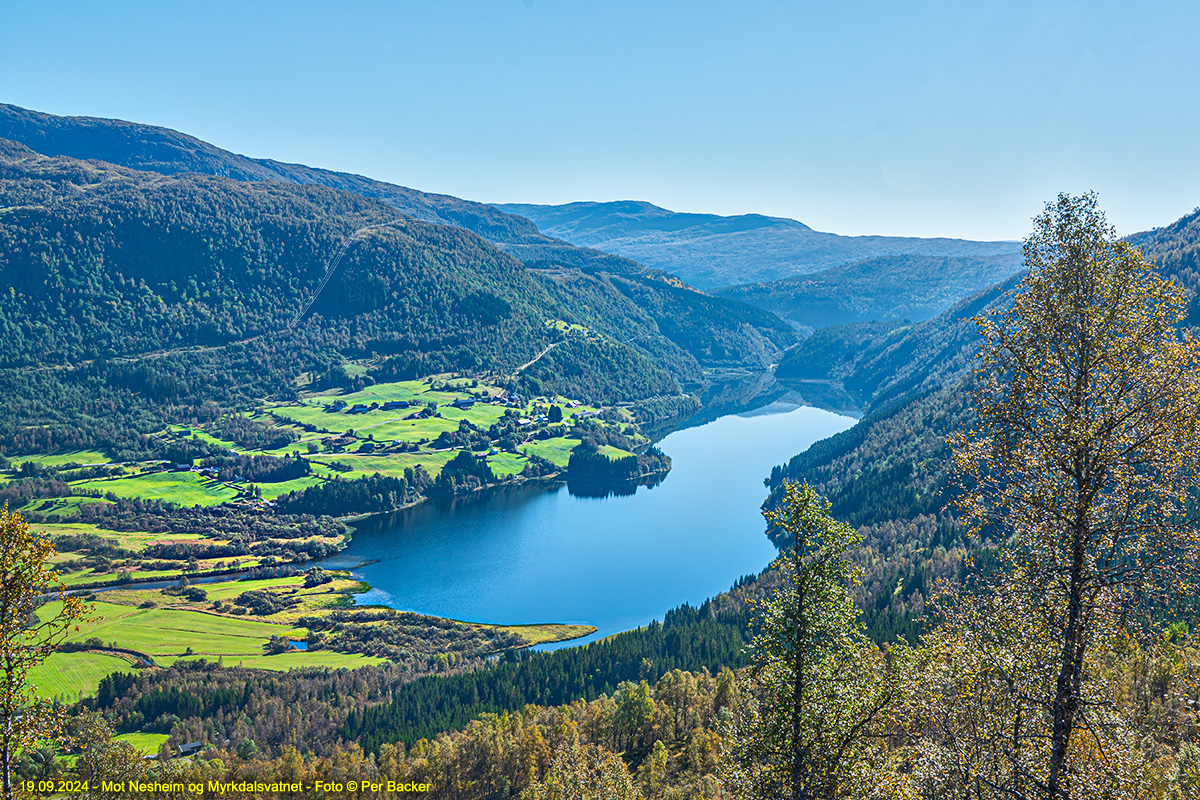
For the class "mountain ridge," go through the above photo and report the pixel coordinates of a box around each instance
[0,103,662,279]
[495,199,1022,289]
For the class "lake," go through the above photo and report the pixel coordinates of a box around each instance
[335,401,856,647]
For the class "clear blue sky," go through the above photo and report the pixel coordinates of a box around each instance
[3,0,1197,240]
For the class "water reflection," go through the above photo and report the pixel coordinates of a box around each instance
[338,402,855,645]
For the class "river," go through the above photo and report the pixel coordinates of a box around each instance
[332,401,856,647]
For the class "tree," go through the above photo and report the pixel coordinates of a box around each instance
[951,192,1200,798]
[72,713,191,800]
[522,739,641,800]
[0,504,91,800]
[722,481,891,800]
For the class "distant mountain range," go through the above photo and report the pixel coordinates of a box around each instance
[713,252,1023,328]
[496,200,1022,290]
[779,204,1200,414]
[2,105,1033,332]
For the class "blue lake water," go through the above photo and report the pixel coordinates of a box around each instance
[336,402,856,647]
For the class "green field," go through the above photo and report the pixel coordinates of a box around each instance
[315,450,457,480]
[46,601,294,661]
[74,471,239,506]
[28,651,135,701]
[195,651,384,670]
[521,436,582,467]
[23,496,114,519]
[494,623,597,646]
[488,452,529,478]
[272,402,511,447]
[30,521,206,552]
[256,475,325,500]
[41,599,385,670]
[115,732,170,755]
[15,450,111,468]
[166,425,238,451]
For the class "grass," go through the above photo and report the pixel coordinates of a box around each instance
[30,521,207,552]
[315,450,457,480]
[42,600,306,663]
[546,319,591,335]
[22,496,114,519]
[494,623,597,646]
[115,732,170,755]
[73,471,239,506]
[28,651,136,701]
[256,475,324,500]
[266,378,512,445]
[520,436,582,467]
[42,578,380,668]
[13,450,110,468]
[488,452,529,478]
[211,651,385,670]
[166,425,238,452]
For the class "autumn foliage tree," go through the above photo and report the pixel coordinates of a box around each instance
[950,192,1200,799]
[0,504,91,800]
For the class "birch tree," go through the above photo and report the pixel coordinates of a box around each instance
[0,504,90,800]
[951,192,1200,799]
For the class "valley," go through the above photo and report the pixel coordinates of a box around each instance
[4,100,1200,798]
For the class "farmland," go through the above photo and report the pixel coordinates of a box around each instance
[10,372,638,706]
[31,572,594,694]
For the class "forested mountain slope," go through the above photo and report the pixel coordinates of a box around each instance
[0,139,797,456]
[0,140,554,368]
[767,205,1200,642]
[713,251,1022,328]
[497,199,1020,289]
[0,141,692,455]
[0,103,648,277]
[0,105,797,379]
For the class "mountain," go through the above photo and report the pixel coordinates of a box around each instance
[495,200,1021,290]
[0,140,689,455]
[0,134,801,456]
[777,204,1200,414]
[0,104,798,373]
[0,103,650,277]
[762,206,1200,642]
[712,251,1023,328]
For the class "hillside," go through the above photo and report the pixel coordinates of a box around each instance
[713,251,1022,328]
[0,140,691,455]
[765,205,1200,641]
[0,138,803,458]
[496,199,1021,289]
[0,103,649,278]
[0,105,799,379]
[777,206,1200,414]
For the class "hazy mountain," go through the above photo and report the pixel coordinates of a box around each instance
[0,104,798,378]
[779,205,1200,414]
[495,200,1021,289]
[713,251,1023,328]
